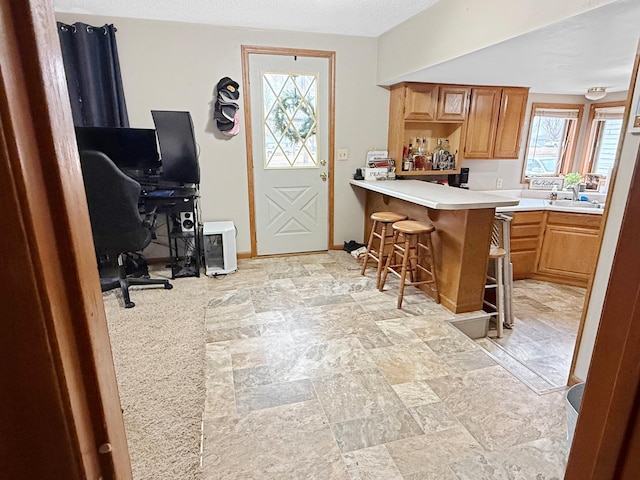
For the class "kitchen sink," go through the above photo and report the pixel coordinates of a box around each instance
[546,199,605,209]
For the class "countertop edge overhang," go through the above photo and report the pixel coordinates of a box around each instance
[350,179,520,210]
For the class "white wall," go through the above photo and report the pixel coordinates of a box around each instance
[56,13,390,254]
[573,92,639,380]
[376,0,618,85]
[464,91,629,191]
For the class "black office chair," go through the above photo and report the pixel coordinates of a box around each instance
[79,150,172,308]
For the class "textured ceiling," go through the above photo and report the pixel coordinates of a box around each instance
[400,0,640,94]
[53,0,442,37]
[53,0,639,95]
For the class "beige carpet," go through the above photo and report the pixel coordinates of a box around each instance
[102,268,207,479]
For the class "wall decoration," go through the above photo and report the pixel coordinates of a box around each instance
[214,77,240,137]
[529,177,564,190]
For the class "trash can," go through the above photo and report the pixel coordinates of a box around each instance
[566,382,585,449]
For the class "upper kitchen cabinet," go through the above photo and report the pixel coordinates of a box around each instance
[388,83,466,175]
[403,83,439,121]
[464,87,529,159]
[494,88,529,158]
[437,85,470,122]
[400,83,470,122]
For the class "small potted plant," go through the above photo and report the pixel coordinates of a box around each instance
[564,172,582,189]
[564,172,581,186]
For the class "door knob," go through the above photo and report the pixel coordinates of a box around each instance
[320,172,327,181]
[320,159,327,166]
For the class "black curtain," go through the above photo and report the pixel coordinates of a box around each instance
[57,22,129,127]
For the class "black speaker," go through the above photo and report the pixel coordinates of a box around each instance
[460,167,470,184]
[180,212,195,232]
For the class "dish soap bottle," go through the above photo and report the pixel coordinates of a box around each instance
[550,185,558,201]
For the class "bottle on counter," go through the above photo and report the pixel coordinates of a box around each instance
[403,144,413,171]
[441,140,451,170]
[418,138,427,155]
[401,145,409,171]
[432,139,443,170]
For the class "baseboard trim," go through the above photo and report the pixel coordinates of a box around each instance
[568,373,584,386]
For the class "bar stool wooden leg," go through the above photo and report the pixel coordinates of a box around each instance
[397,233,412,309]
[362,212,408,290]
[422,233,439,303]
[380,220,439,309]
[360,219,378,278]
[379,230,399,292]
[375,222,389,290]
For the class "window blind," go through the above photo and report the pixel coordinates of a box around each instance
[534,108,580,119]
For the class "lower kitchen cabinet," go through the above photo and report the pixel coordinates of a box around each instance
[509,211,602,287]
[534,212,602,287]
[510,211,544,279]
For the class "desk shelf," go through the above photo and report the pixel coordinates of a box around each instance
[142,187,201,278]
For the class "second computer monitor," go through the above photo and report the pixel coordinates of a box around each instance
[151,110,200,185]
[75,126,160,174]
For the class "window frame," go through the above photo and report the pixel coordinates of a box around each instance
[579,100,626,176]
[521,102,584,183]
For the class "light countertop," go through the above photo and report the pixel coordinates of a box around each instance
[349,179,519,210]
[496,198,604,215]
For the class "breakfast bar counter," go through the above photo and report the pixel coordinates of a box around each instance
[350,179,519,313]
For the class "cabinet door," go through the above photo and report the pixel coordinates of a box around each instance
[494,88,529,158]
[509,210,544,279]
[463,88,501,159]
[404,84,438,121]
[437,86,469,121]
[537,225,600,283]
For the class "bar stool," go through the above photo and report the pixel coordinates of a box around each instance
[484,245,506,338]
[361,211,408,288]
[379,220,439,309]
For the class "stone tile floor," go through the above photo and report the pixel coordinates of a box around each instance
[202,252,569,479]
[477,279,585,393]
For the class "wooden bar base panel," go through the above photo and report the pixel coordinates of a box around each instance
[364,191,494,313]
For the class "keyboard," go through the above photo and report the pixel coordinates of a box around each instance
[146,189,175,197]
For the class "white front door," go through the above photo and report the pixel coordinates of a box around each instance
[249,54,329,255]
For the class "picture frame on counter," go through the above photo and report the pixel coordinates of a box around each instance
[529,177,564,190]
[585,173,602,191]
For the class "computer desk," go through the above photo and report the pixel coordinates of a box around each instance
[140,186,201,278]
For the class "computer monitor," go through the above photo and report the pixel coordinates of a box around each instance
[151,110,201,185]
[75,127,161,174]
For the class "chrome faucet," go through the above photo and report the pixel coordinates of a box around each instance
[570,184,580,201]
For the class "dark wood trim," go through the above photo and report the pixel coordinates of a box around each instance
[0,1,131,478]
[241,45,336,257]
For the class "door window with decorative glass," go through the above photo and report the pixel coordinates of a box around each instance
[581,103,624,176]
[262,72,318,169]
[523,103,584,178]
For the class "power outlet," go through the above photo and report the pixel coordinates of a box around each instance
[496,178,503,189]
[337,149,349,160]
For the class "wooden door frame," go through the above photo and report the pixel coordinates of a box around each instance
[0,1,131,478]
[241,45,336,257]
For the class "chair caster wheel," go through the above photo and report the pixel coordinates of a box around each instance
[125,301,135,308]
[165,283,173,290]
